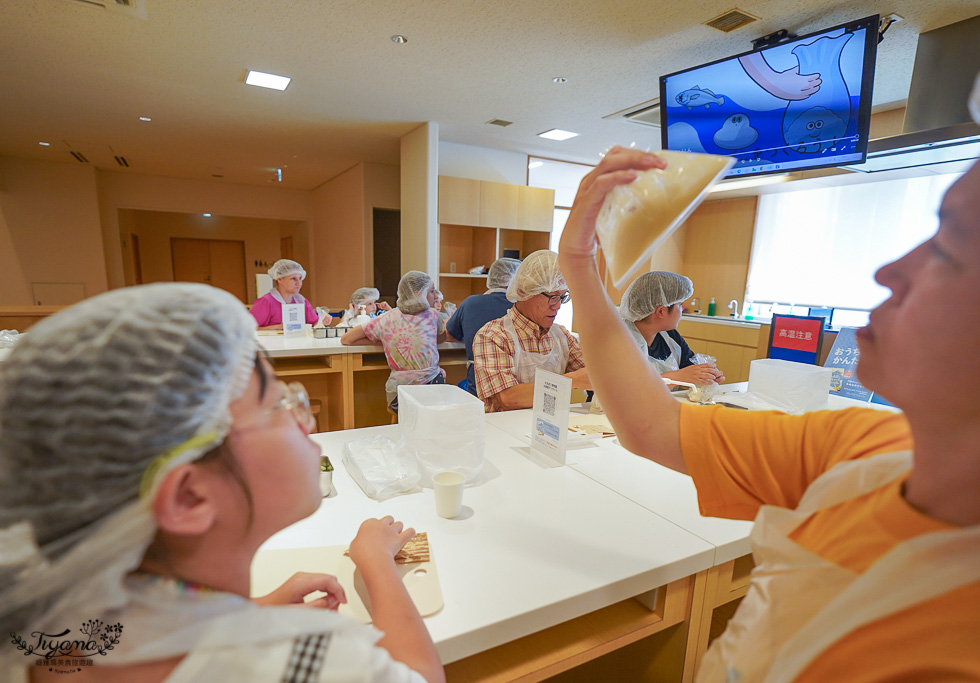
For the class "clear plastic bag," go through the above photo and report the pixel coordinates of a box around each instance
[0,329,22,349]
[688,353,721,404]
[342,435,421,500]
[398,384,485,485]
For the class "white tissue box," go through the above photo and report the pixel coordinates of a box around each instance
[747,358,832,414]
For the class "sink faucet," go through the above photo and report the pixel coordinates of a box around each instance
[728,299,739,318]
[690,297,701,314]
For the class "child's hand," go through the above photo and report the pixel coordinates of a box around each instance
[348,516,416,567]
[253,572,347,610]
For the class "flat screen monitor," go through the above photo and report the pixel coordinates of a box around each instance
[660,15,879,178]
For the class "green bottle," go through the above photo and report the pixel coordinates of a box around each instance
[707,297,716,316]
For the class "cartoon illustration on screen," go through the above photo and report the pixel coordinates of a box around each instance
[780,32,853,153]
[737,52,823,101]
[675,86,725,109]
[712,113,759,150]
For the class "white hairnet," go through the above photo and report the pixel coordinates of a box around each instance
[396,271,434,314]
[487,257,521,290]
[619,271,694,322]
[350,287,380,308]
[506,250,566,303]
[268,258,307,281]
[0,283,257,642]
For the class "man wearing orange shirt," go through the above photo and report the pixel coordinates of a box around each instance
[558,131,980,679]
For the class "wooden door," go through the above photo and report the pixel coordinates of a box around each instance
[171,237,248,303]
[131,233,143,284]
[280,235,294,260]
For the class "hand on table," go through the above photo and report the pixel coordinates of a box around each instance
[253,571,347,610]
[664,363,725,386]
[348,516,416,568]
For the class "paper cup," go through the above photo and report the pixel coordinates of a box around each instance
[433,471,465,518]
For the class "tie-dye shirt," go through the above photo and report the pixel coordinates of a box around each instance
[363,308,446,373]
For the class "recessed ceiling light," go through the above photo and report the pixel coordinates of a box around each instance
[203,213,212,217]
[528,161,544,169]
[552,77,568,84]
[139,116,152,122]
[245,70,291,91]
[38,141,50,146]
[538,129,579,141]
[390,35,408,44]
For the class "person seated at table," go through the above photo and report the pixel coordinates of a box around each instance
[473,250,591,412]
[250,259,320,330]
[339,286,392,327]
[619,271,725,386]
[446,257,521,395]
[341,271,447,413]
[558,143,980,681]
[0,282,444,683]
[432,289,452,326]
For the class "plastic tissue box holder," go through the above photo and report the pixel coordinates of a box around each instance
[397,384,485,486]
[747,358,832,414]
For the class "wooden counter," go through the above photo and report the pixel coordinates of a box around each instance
[0,305,68,332]
[258,334,468,430]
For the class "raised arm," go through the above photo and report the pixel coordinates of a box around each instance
[558,147,688,474]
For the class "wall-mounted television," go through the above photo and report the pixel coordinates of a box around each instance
[660,15,879,178]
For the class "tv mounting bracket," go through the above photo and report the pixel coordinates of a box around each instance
[750,28,797,51]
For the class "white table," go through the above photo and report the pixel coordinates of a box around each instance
[258,423,715,667]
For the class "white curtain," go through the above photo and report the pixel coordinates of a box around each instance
[746,173,961,310]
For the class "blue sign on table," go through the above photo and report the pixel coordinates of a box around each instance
[823,327,872,402]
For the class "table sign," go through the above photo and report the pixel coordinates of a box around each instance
[768,314,824,364]
[282,303,305,336]
[823,326,871,402]
[530,369,572,466]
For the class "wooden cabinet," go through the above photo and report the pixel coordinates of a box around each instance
[676,319,765,383]
[438,176,555,305]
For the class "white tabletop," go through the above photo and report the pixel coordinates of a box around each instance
[257,422,715,663]
[257,334,464,358]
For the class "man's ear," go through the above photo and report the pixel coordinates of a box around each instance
[654,305,670,320]
[151,464,218,536]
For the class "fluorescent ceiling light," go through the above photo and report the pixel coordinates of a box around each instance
[203,213,212,217]
[528,161,544,169]
[538,129,579,141]
[38,141,50,146]
[245,70,291,91]
[709,173,790,193]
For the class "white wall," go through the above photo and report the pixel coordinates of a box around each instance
[439,142,528,185]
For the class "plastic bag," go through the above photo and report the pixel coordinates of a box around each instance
[398,384,485,485]
[0,329,22,349]
[595,150,734,288]
[687,353,721,404]
[342,435,421,500]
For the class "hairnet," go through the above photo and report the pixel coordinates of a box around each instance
[396,271,434,314]
[487,257,521,290]
[506,250,566,303]
[350,287,380,308]
[268,258,307,281]
[619,271,694,322]
[0,283,257,641]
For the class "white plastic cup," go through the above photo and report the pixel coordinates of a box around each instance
[433,471,465,518]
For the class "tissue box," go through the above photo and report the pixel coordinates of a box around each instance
[748,358,832,414]
[397,384,485,485]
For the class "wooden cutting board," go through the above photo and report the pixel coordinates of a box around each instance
[250,544,443,623]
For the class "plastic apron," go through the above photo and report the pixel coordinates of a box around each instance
[649,330,682,374]
[501,314,570,384]
[698,450,980,683]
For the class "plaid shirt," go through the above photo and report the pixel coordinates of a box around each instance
[473,307,584,412]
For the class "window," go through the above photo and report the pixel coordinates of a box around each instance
[528,157,594,331]
[746,172,961,311]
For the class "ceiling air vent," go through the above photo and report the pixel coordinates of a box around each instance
[486,119,513,127]
[625,103,662,128]
[114,156,130,167]
[70,151,89,163]
[704,8,759,33]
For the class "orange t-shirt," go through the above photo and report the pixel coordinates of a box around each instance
[680,405,980,682]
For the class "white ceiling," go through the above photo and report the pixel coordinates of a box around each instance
[1,0,977,190]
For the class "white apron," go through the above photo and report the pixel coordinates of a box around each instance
[698,450,980,683]
[501,314,570,383]
[649,330,682,374]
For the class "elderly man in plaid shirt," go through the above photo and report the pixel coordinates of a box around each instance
[473,250,592,412]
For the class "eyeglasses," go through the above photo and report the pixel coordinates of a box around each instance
[261,381,314,432]
[540,291,571,306]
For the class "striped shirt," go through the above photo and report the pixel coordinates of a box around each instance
[473,307,584,412]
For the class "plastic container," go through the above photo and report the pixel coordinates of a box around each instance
[397,384,485,486]
[707,297,716,316]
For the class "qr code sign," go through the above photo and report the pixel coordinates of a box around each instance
[543,392,556,417]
